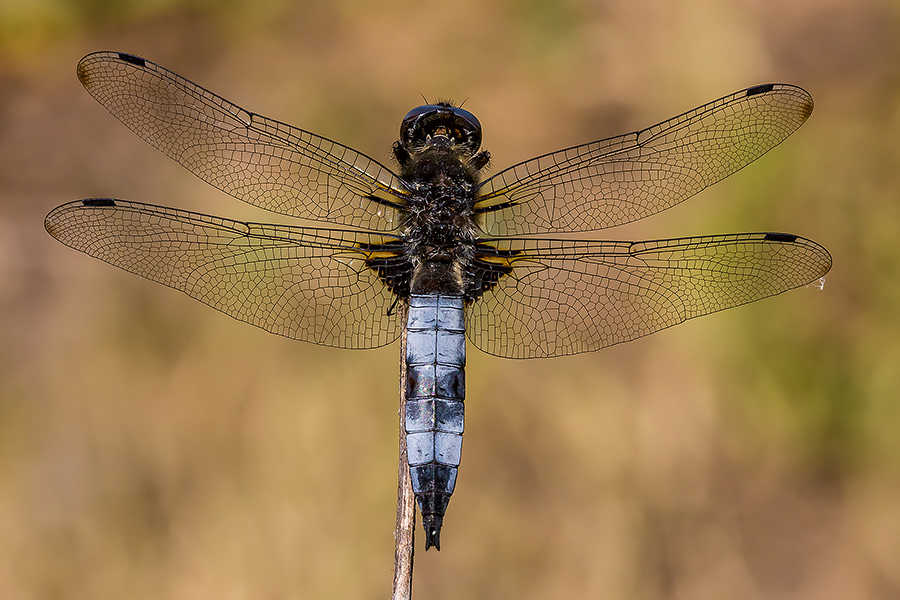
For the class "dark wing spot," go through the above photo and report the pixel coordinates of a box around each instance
[116,53,146,67]
[764,232,798,243]
[746,83,775,97]
[81,198,117,207]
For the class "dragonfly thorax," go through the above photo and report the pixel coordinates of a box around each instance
[402,182,477,296]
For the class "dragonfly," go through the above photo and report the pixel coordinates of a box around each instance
[45,51,832,551]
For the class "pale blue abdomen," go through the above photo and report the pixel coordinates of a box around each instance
[405,294,465,550]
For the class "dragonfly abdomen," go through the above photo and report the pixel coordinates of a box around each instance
[404,294,466,551]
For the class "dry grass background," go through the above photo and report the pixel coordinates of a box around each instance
[1,0,898,598]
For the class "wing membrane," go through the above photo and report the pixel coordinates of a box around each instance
[466,232,832,358]
[77,51,406,231]
[475,84,813,236]
[45,199,404,348]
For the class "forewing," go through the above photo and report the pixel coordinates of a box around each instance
[45,199,405,349]
[466,233,832,358]
[77,51,406,231]
[475,84,813,235]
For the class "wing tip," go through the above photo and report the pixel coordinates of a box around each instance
[44,199,118,237]
[78,51,147,87]
[745,83,814,121]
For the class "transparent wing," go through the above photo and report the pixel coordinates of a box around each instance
[475,84,813,236]
[77,51,407,231]
[466,233,832,358]
[45,199,406,349]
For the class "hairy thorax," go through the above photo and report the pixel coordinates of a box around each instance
[401,146,482,295]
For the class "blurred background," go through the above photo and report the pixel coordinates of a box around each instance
[1,0,897,598]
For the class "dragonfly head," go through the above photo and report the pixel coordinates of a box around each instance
[399,102,483,157]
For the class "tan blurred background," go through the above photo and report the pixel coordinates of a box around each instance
[1,0,897,598]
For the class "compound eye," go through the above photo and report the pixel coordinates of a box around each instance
[399,105,438,147]
[398,104,483,155]
[401,105,436,123]
[451,107,481,138]
[451,107,483,154]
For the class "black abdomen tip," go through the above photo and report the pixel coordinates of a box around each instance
[423,515,443,551]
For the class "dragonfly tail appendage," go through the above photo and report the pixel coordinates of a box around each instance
[423,514,443,551]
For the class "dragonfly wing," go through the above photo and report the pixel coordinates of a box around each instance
[77,51,407,231]
[475,84,813,235]
[466,233,832,358]
[45,199,407,349]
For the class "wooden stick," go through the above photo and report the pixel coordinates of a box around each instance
[392,325,415,599]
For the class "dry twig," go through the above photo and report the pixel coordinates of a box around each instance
[392,326,415,599]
